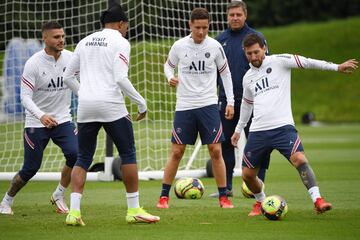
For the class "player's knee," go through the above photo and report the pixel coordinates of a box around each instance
[242,168,256,182]
[64,151,78,168]
[18,168,38,182]
[290,152,307,168]
[208,145,222,159]
[75,157,93,171]
[171,146,185,160]
[120,152,137,165]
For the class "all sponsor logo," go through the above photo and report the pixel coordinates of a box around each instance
[48,77,64,88]
[255,77,269,93]
[189,60,205,71]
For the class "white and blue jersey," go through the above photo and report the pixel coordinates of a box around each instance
[21,49,74,127]
[164,35,234,111]
[235,54,339,168]
[236,54,338,132]
[18,49,78,181]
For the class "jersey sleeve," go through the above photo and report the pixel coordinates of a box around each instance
[215,45,234,106]
[275,54,339,71]
[63,47,80,95]
[164,43,179,81]
[20,59,45,119]
[235,76,253,133]
[113,42,147,113]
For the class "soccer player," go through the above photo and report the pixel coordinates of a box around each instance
[157,8,235,209]
[63,4,160,226]
[0,21,78,215]
[231,33,358,216]
[209,0,268,198]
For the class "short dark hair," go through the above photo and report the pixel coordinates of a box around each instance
[41,21,63,33]
[227,1,247,15]
[242,33,265,49]
[190,8,210,22]
[100,4,128,25]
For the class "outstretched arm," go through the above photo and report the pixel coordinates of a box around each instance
[337,59,358,73]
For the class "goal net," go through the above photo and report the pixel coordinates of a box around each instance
[0,0,244,181]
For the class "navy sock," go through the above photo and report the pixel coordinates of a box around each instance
[218,187,227,197]
[160,183,171,197]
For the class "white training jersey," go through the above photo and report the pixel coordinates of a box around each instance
[164,35,234,111]
[235,54,338,132]
[21,49,74,128]
[63,28,146,123]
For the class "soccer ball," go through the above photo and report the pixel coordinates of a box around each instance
[261,195,288,220]
[241,179,265,198]
[174,177,204,199]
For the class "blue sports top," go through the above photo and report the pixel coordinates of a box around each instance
[216,23,267,102]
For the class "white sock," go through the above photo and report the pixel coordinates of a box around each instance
[308,186,321,203]
[254,191,266,203]
[2,192,14,206]
[53,183,66,198]
[70,192,82,212]
[126,191,140,209]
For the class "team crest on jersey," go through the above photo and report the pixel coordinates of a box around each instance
[266,67,272,74]
[63,67,66,72]
[42,71,46,76]
[176,128,182,134]
[205,52,210,58]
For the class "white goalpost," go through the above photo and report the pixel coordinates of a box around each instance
[0,0,244,181]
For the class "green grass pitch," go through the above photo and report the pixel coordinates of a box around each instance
[0,124,359,240]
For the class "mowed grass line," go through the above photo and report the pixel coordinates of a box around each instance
[0,124,360,240]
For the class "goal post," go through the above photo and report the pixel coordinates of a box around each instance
[0,0,244,181]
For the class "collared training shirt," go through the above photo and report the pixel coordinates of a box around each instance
[235,54,338,132]
[21,49,73,128]
[164,35,234,111]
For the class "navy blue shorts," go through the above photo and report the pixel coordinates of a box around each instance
[20,121,78,181]
[171,104,225,145]
[75,115,136,170]
[242,125,304,169]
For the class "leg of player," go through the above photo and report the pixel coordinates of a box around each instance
[1,129,47,215]
[290,152,332,214]
[103,118,159,223]
[157,143,186,209]
[66,122,100,226]
[51,165,71,214]
[242,166,265,216]
[66,166,86,226]
[208,143,234,208]
[0,173,27,215]
[51,122,78,214]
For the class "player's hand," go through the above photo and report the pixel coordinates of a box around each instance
[338,59,358,74]
[136,111,147,121]
[168,77,179,87]
[231,132,241,147]
[40,114,58,128]
[225,105,234,120]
